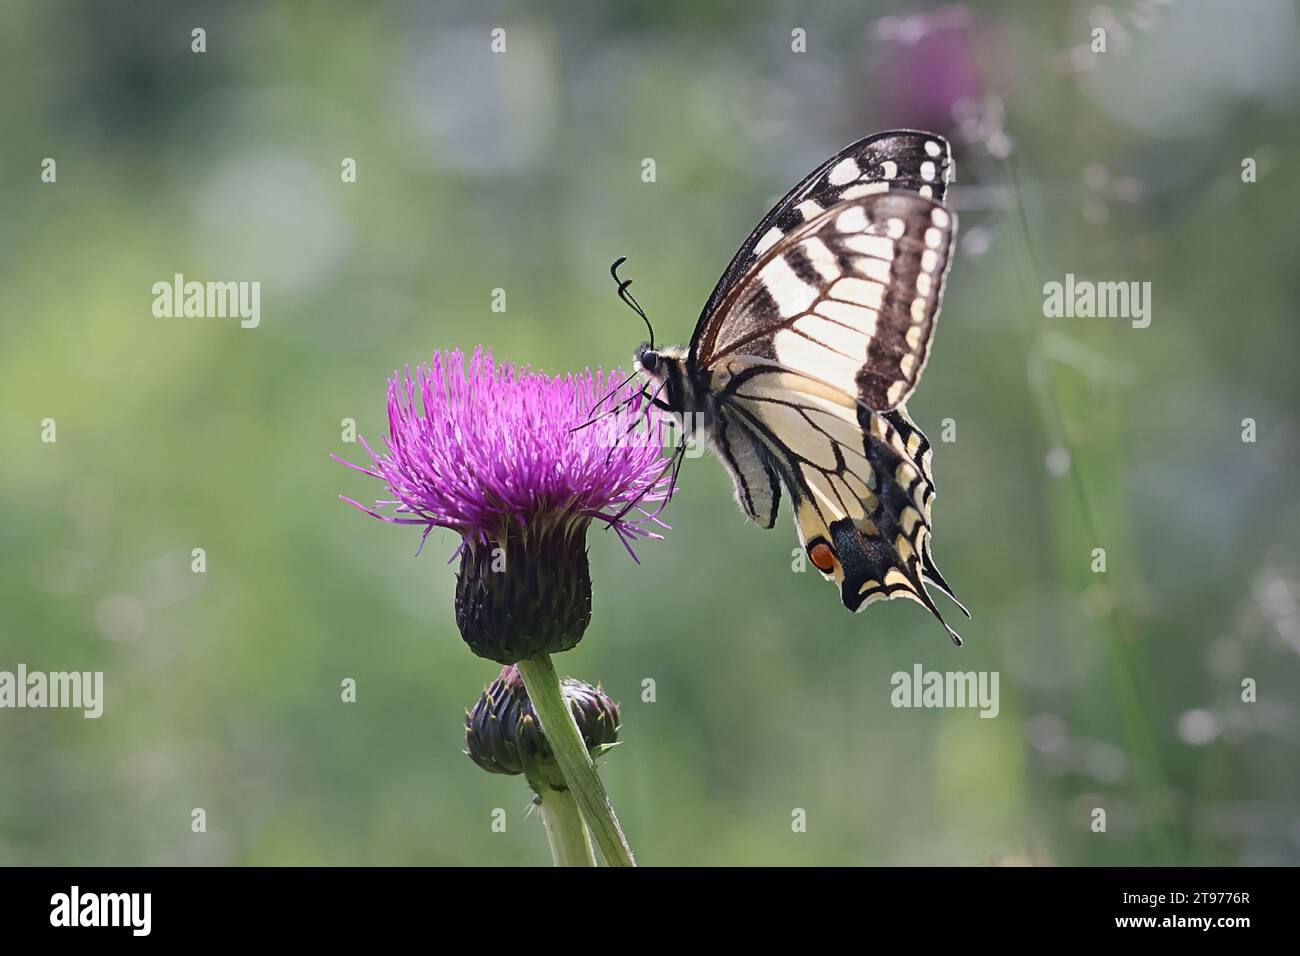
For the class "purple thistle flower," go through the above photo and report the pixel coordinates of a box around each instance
[334,347,675,663]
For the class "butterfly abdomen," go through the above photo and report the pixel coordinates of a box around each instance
[714,407,782,528]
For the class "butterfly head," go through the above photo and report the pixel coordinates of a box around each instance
[634,342,660,375]
[634,343,694,417]
[635,341,686,382]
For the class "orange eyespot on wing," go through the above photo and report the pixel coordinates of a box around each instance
[809,542,837,573]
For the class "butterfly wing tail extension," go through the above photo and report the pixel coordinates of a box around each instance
[904,572,965,646]
[915,583,964,646]
[828,520,962,646]
[920,538,971,619]
[881,406,970,620]
[852,405,967,644]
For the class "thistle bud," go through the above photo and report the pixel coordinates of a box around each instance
[455,525,592,664]
[465,664,620,793]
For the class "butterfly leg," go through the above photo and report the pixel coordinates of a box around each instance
[602,380,670,464]
[573,387,644,435]
[605,433,686,530]
[580,369,641,423]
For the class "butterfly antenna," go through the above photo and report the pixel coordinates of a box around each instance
[572,258,657,433]
[610,256,655,346]
[607,433,685,529]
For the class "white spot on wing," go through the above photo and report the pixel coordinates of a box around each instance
[853,256,891,283]
[835,205,868,232]
[774,329,860,393]
[795,199,823,220]
[794,314,871,360]
[844,234,894,259]
[840,182,888,199]
[759,254,819,318]
[828,157,860,186]
[754,226,784,256]
[830,277,885,310]
[818,298,880,331]
[800,237,840,281]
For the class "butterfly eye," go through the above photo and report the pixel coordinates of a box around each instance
[809,542,837,573]
[639,350,660,373]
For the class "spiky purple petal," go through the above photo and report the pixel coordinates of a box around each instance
[334,348,674,554]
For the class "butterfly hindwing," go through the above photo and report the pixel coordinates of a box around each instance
[715,362,964,643]
[694,191,956,412]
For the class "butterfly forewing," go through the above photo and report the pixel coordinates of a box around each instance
[696,191,957,412]
[691,131,952,354]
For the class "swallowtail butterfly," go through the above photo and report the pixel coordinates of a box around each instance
[629,130,969,644]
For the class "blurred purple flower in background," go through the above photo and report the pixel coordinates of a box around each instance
[872,7,982,133]
[870,6,1012,157]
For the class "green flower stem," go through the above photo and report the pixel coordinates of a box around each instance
[517,654,636,867]
[536,786,595,867]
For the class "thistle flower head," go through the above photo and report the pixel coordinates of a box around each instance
[336,347,675,662]
[336,347,672,553]
[465,664,621,793]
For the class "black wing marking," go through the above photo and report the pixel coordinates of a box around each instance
[695,191,957,412]
[718,363,967,644]
[690,130,952,363]
[880,406,967,615]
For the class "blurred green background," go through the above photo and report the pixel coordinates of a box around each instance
[2,0,1298,866]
